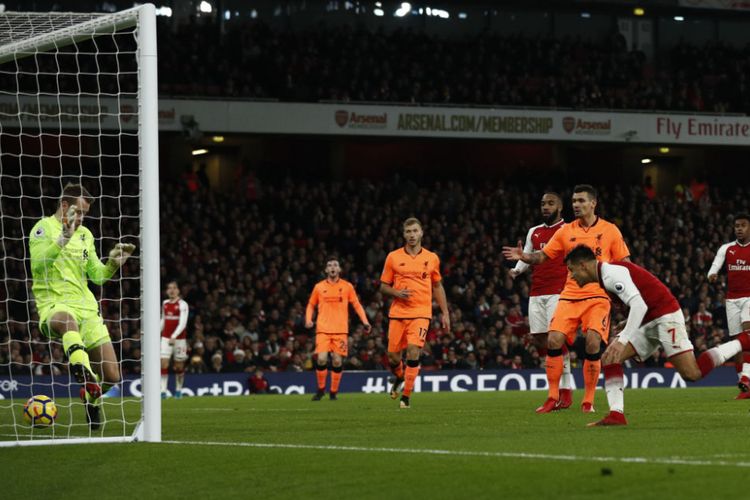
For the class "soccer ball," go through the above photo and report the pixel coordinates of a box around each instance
[23,395,58,427]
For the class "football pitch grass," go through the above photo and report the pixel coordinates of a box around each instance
[2,387,748,498]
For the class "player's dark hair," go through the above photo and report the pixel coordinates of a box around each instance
[572,184,597,201]
[734,213,750,224]
[325,255,339,265]
[167,279,179,287]
[403,217,422,229]
[60,183,93,206]
[564,244,596,265]
[542,191,563,204]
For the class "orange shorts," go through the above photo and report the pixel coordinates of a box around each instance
[549,297,611,344]
[315,333,348,356]
[387,318,430,352]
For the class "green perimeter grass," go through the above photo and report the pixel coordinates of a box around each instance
[1,388,748,499]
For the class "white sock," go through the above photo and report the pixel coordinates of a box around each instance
[742,363,750,380]
[560,351,572,390]
[603,365,624,414]
[176,372,184,391]
[161,374,168,393]
[715,339,741,363]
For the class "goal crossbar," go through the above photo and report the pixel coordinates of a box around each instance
[0,7,142,65]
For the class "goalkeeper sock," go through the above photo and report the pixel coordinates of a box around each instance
[402,360,420,397]
[161,368,168,393]
[330,365,343,393]
[583,355,602,406]
[602,363,624,414]
[545,349,563,400]
[63,331,92,373]
[315,362,328,391]
[560,344,572,390]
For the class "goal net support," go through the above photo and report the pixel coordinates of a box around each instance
[0,4,160,446]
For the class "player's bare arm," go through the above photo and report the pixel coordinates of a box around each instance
[502,240,549,265]
[433,280,450,331]
[380,282,412,299]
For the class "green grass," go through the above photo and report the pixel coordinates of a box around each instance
[1,388,748,498]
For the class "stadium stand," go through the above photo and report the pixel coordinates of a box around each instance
[157,19,750,113]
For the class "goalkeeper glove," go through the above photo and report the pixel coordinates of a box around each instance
[56,204,79,247]
[107,243,136,269]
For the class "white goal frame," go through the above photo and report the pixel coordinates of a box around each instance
[0,4,160,446]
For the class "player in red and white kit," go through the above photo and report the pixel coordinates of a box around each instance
[708,213,750,398]
[510,192,572,409]
[161,280,189,399]
[565,245,750,426]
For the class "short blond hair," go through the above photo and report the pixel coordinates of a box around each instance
[402,217,422,230]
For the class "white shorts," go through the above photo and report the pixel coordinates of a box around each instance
[726,297,750,336]
[161,337,188,361]
[628,310,694,360]
[528,294,560,334]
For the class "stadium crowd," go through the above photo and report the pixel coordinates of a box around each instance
[158,19,750,113]
[1,172,746,378]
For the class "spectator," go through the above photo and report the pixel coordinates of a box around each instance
[248,369,270,394]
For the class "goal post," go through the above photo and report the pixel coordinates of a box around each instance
[138,3,161,444]
[0,4,160,446]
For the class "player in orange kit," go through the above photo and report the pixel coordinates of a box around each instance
[306,256,371,400]
[503,185,630,413]
[381,217,450,409]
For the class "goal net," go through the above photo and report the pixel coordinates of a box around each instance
[0,5,160,446]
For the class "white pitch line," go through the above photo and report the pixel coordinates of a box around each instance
[183,408,326,413]
[162,440,750,468]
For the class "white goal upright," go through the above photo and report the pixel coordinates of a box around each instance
[0,4,160,445]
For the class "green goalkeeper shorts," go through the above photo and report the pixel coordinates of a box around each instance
[38,304,111,350]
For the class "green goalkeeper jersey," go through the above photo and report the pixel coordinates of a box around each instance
[29,216,115,313]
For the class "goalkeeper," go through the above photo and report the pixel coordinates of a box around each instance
[29,183,135,429]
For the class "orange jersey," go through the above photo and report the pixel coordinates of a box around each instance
[380,247,442,319]
[542,217,630,300]
[306,278,366,334]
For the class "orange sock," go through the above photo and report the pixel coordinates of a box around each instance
[546,354,563,400]
[390,360,404,379]
[330,368,343,393]
[583,359,601,404]
[315,366,328,391]
[403,365,420,397]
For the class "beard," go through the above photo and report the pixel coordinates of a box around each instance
[543,209,561,226]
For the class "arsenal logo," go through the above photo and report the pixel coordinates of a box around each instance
[335,110,349,127]
[562,116,575,133]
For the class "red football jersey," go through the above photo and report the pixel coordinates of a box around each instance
[515,220,567,296]
[161,299,189,339]
[709,241,750,299]
[598,261,680,325]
